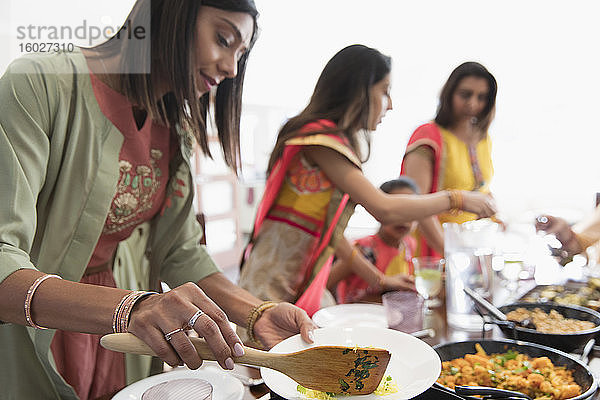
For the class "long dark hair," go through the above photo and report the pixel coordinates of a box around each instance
[89,0,259,172]
[267,44,392,172]
[434,61,497,134]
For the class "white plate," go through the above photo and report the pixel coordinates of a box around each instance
[312,304,390,328]
[261,326,441,400]
[112,366,244,400]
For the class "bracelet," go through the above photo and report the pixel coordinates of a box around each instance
[116,291,157,333]
[112,292,132,333]
[25,274,63,329]
[247,301,278,347]
[448,190,463,215]
[115,291,143,333]
[112,290,158,333]
[349,247,359,265]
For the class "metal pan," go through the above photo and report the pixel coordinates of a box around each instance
[433,339,598,400]
[496,303,600,353]
[410,386,463,399]
[464,287,600,353]
[411,385,530,399]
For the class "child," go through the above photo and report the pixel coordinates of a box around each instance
[328,177,420,304]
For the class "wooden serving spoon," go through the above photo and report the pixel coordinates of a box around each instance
[100,333,391,394]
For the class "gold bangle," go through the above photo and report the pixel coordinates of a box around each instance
[448,190,463,215]
[376,274,386,291]
[456,191,463,210]
[24,274,63,329]
[247,301,278,347]
[350,247,359,265]
[446,190,454,211]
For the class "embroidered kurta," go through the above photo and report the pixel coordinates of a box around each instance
[0,50,219,399]
[49,68,177,400]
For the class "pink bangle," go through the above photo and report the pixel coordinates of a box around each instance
[112,292,132,333]
[112,291,157,333]
[24,274,63,329]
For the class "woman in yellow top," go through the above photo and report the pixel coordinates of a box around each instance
[238,47,497,326]
[401,62,498,258]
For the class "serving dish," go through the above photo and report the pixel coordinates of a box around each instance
[112,366,244,400]
[312,304,388,328]
[261,326,440,399]
[519,279,600,311]
[494,303,600,353]
[433,339,598,400]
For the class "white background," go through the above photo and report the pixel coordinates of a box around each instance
[3,0,600,230]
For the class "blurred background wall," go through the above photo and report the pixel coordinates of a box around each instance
[3,0,600,270]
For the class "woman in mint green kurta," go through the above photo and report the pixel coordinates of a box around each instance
[0,1,315,398]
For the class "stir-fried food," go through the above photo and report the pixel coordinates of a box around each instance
[437,344,582,400]
[297,375,398,399]
[521,279,600,311]
[506,307,595,334]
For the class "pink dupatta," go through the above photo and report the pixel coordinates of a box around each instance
[243,120,356,316]
[400,122,443,258]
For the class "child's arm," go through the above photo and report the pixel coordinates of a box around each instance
[330,237,416,295]
[327,239,356,289]
[331,237,385,288]
[327,237,372,293]
[326,258,352,293]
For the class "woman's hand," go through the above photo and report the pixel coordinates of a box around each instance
[535,215,571,242]
[381,274,416,292]
[536,214,581,254]
[460,191,497,218]
[127,282,243,371]
[252,302,317,350]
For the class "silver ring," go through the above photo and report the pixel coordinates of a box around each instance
[186,309,204,330]
[164,327,184,341]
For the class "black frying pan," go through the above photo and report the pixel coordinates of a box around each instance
[496,303,600,353]
[433,339,598,400]
[410,385,530,399]
[464,287,600,353]
[411,386,463,399]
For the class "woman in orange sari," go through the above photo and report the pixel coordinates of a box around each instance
[238,47,496,330]
[401,62,499,258]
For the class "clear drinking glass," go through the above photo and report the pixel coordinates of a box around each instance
[501,252,524,291]
[413,257,444,314]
